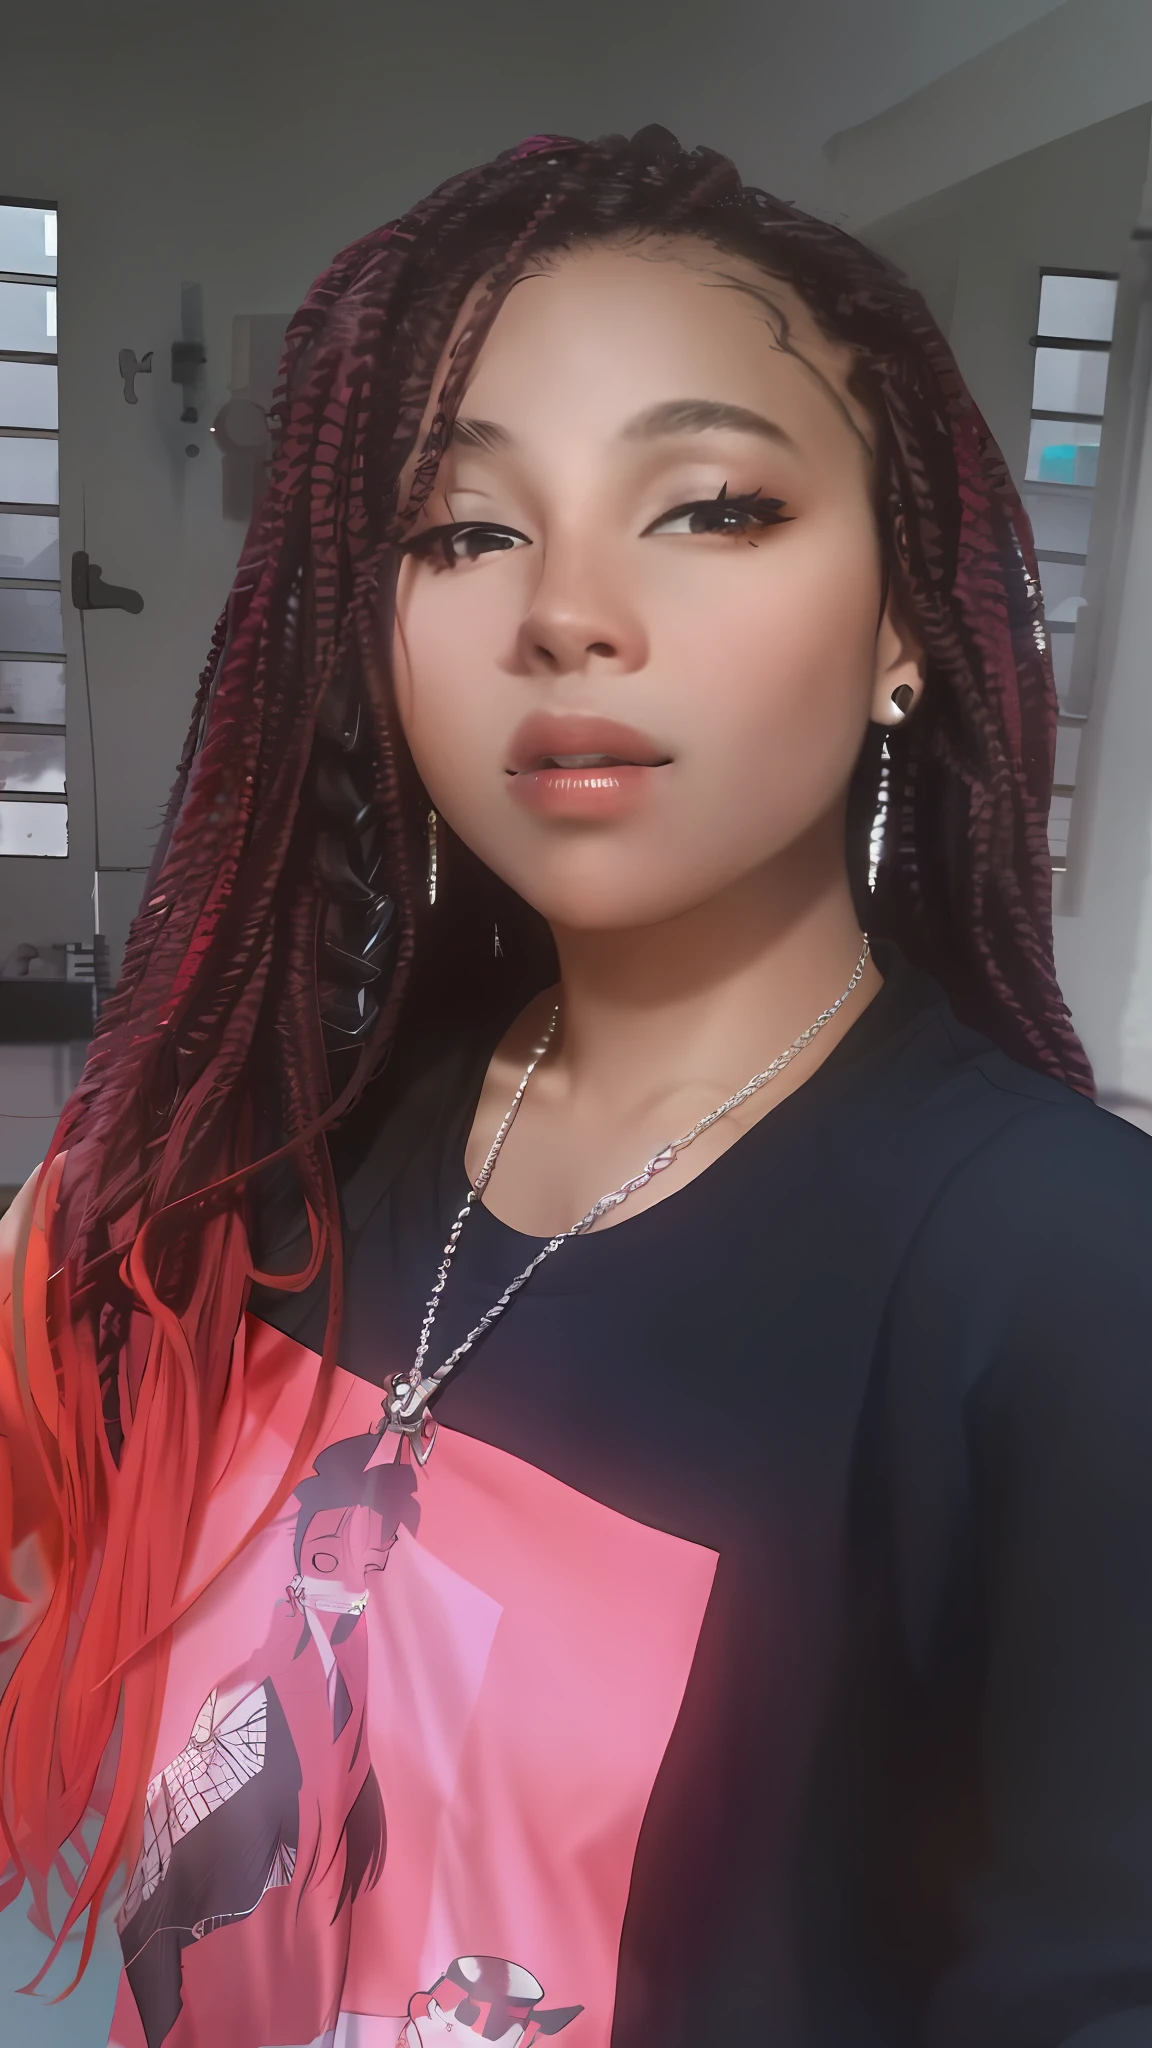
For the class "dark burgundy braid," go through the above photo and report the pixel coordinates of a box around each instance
[0,126,1089,1981]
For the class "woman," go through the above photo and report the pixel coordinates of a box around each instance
[2,124,1151,2047]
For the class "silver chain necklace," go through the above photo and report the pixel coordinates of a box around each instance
[378,937,871,1464]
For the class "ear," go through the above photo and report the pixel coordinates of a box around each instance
[870,599,924,729]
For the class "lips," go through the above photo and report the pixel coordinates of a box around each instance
[507,713,671,775]
[505,713,672,823]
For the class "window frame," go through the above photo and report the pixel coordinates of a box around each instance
[1027,267,1119,877]
[0,191,65,856]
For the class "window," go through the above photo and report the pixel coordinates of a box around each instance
[0,197,65,856]
[1021,269,1118,873]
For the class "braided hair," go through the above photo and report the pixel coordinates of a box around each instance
[0,125,1089,1984]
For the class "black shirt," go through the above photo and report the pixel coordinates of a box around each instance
[253,950,1152,2048]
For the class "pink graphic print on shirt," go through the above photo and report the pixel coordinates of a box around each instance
[106,1319,718,2048]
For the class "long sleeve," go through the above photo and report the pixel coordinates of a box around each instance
[879,1100,1152,2048]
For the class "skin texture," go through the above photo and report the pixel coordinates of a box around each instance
[392,238,924,1237]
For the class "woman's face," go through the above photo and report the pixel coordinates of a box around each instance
[392,237,920,931]
[299,1504,397,1609]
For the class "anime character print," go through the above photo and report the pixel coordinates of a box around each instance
[116,1435,419,2048]
[398,1956,583,2047]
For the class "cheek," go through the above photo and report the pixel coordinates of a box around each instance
[392,563,518,787]
[656,530,882,793]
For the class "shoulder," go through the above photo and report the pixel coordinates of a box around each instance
[874,973,1152,1225]
[843,972,1152,1262]
[919,1024,1152,1241]
[857,969,1152,1361]
[875,1072,1152,1594]
[885,1056,1152,1390]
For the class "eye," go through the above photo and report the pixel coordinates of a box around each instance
[400,522,530,570]
[646,485,793,540]
[309,1549,340,1573]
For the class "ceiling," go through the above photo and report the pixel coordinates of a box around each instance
[4,0,1070,221]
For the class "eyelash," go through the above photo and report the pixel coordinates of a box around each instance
[400,485,794,570]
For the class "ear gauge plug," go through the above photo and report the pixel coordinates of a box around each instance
[890,684,915,722]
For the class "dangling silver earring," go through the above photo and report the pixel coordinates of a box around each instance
[494,923,503,959]
[426,807,439,907]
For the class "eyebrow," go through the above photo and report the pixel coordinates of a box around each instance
[446,398,800,455]
[621,399,800,451]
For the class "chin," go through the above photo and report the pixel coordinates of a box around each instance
[518,873,708,934]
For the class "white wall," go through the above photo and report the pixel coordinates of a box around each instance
[826,0,1152,228]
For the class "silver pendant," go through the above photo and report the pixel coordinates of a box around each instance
[376,1372,439,1467]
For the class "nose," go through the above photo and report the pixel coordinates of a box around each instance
[514,532,648,679]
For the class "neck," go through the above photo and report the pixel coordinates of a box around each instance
[544,827,877,1117]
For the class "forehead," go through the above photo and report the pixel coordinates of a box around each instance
[414,235,869,473]
[397,234,869,499]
